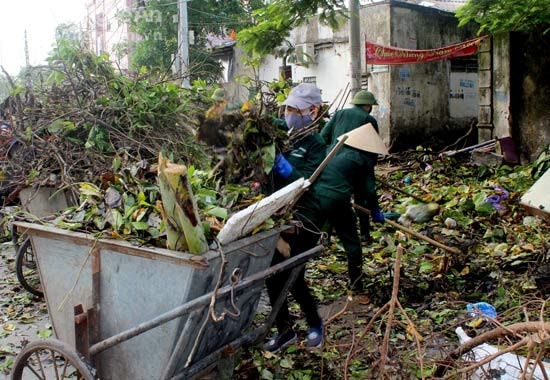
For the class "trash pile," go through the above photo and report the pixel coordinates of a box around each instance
[369,148,550,303]
[261,147,550,380]
[1,43,549,380]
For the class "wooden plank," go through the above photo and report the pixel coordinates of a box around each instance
[520,169,550,221]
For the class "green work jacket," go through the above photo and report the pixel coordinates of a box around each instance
[275,133,327,212]
[320,106,379,151]
[312,145,379,211]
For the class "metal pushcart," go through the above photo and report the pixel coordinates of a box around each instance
[11,221,322,379]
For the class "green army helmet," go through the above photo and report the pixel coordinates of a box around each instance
[211,88,226,101]
[350,90,378,105]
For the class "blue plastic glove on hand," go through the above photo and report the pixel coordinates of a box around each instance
[371,209,385,223]
[273,153,293,179]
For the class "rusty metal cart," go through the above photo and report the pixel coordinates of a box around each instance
[10,221,322,379]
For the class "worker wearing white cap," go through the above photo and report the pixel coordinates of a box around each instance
[264,82,326,353]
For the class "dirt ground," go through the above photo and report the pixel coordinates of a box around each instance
[0,243,50,379]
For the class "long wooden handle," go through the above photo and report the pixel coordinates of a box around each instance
[308,135,348,185]
[352,203,462,255]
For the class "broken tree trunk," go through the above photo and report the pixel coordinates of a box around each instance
[157,153,208,255]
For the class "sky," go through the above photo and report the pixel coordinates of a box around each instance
[0,0,87,76]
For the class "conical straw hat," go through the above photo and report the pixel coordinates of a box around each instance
[337,123,388,155]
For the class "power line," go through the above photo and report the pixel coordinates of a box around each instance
[187,5,250,22]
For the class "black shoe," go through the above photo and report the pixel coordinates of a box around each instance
[349,279,364,293]
[360,234,373,244]
[263,329,297,353]
[306,322,323,348]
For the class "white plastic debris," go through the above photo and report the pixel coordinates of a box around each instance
[216,178,307,245]
[455,326,550,379]
[397,202,439,226]
[522,215,541,227]
[444,217,457,228]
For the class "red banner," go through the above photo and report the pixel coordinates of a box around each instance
[366,36,488,65]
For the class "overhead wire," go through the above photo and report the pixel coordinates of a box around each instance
[187,5,252,22]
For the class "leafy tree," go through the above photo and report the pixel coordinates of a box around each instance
[456,0,550,35]
[55,23,86,46]
[237,0,347,57]
[118,0,264,83]
[186,0,264,45]
[117,1,178,73]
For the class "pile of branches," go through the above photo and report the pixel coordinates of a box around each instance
[0,43,299,247]
[1,45,213,200]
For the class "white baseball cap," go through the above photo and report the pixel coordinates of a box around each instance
[282,83,322,110]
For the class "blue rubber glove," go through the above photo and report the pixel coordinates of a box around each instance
[371,209,385,223]
[273,153,293,179]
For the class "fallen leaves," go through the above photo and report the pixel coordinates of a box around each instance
[2,323,16,332]
[241,149,549,379]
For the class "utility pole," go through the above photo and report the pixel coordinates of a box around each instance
[178,0,190,88]
[349,0,362,97]
[24,31,32,91]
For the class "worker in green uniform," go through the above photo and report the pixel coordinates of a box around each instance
[312,123,388,292]
[264,83,326,352]
[320,90,383,243]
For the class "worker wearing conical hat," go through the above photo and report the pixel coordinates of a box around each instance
[311,123,388,292]
[320,90,381,243]
[340,122,388,156]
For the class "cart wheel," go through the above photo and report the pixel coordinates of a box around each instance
[11,339,97,380]
[15,237,44,297]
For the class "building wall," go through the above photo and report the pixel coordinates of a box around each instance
[231,1,478,150]
[381,2,477,148]
[86,0,139,70]
[491,34,512,141]
[477,32,549,163]
[250,22,351,110]
[449,72,478,118]
[362,3,392,143]
[510,31,550,161]
[477,37,493,141]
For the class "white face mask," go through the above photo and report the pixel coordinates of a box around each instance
[284,112,313,130]
[285,114,313,129]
